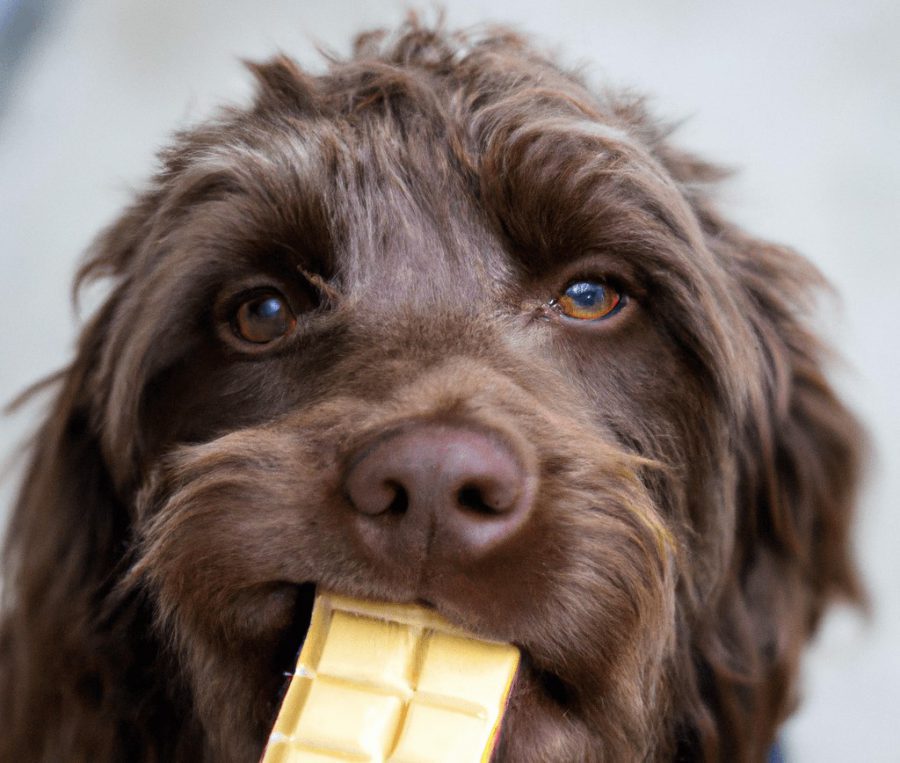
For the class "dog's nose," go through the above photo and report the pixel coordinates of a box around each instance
[343,423,534,560]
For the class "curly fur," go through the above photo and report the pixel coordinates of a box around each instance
[0,20,863,762]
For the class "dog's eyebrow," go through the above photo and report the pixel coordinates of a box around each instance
[162,133,336,264]
[481,115,702,275]
[180,141,318,207]
[514,117,687,207]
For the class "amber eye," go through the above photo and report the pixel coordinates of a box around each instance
[553,280,624,321]
[232,292,297,343]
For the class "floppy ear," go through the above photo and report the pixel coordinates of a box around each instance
[0,199,190,760]
[725,223,864,614]
[685,204,866,759]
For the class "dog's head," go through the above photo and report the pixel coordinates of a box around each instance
[1,22,863,762]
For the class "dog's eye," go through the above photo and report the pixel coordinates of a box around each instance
[233,292,297,343]
[553,280,624,321]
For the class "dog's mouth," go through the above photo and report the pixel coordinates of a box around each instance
[267,581,576,724]
[269,581,318,682]
[515,650,574,707]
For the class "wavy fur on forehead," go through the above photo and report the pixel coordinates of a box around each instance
[1,17,864,762]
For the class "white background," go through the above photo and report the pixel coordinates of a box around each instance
[1,1,898,759]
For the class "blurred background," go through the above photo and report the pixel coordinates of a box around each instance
[1,0,897,759]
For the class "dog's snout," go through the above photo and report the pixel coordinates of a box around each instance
[343,423,534,561]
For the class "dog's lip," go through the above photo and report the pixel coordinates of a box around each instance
[515,649,575,709]
[282,583,573,713]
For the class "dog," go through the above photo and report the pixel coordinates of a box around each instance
[0,20,863,762]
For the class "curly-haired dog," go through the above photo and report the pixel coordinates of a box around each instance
[0,22,863,762]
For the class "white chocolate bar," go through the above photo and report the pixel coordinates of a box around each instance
[260,592,519,763]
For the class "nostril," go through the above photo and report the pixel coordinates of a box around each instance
[385,481,408,516]
[345,455,411,516]
[457,483,502,515]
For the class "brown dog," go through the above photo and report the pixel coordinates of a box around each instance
[0,21,863,762]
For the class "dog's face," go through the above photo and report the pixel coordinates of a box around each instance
[2,25,863,763]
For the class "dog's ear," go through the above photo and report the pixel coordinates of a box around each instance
[655,145,864,608]
[684,201,866,758]
[722,223,865,616]
[1,199,174,759]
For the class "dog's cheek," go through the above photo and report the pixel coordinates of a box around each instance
[181,631,283,762]
[127,439,338,747]
[494,683,598,763]
[137,523,323,760]
[520,479,676,757]
[138,516,292,637]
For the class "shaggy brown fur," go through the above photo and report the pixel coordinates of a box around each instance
[0,20,863,762]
